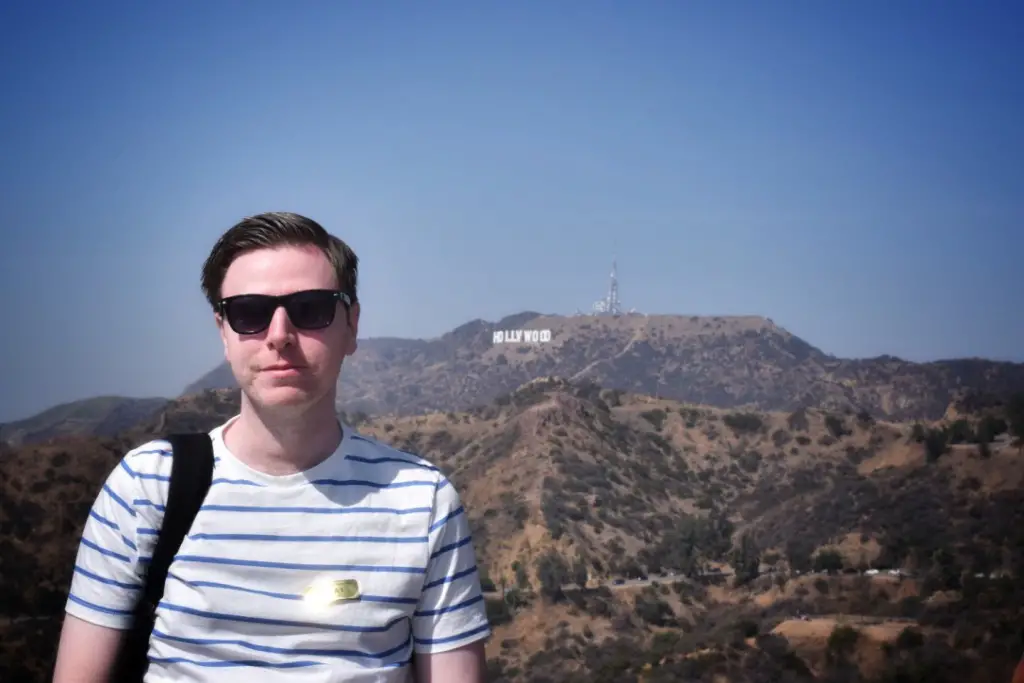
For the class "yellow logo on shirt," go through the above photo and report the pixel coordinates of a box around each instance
[302,577,361,608]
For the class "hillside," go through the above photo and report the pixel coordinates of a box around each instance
[0,395,168,447]
[2,382,1023,682]
[353,379,1024,585]
[185,312,1024,421]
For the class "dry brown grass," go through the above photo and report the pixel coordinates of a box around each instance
[773,616,922,679]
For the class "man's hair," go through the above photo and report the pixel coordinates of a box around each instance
[200,211,359,310]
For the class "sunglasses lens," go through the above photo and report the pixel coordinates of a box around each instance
[221,291,340,334]
[286,291,338,329]
[224,296,277,334]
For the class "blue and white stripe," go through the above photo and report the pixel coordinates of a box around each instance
[64,419,491,682]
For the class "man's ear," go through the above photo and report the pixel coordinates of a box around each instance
[345,302,361,355]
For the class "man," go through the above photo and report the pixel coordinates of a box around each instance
[52,212,490,682]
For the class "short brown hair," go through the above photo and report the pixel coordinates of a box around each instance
[200,212,359,310]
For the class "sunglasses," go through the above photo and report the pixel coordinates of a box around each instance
[217,289,352,335]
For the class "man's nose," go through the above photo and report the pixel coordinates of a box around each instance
[265,305,296,348]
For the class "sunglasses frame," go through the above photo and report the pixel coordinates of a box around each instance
[217,289,353,335]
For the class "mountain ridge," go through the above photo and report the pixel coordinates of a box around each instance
[182,311,1024,422]
[0,396,168,447]
[6,311,1022,448]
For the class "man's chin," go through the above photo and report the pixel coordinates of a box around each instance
[250,383,323,408]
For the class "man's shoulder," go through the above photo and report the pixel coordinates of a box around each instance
[113,430,220,490]
[343,428,445,480]
[120,423,226,476]
[118,437,176,477]
[341,429,472,519]
[92,437,180,515]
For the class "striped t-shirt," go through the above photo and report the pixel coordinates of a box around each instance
[65,416,491,682]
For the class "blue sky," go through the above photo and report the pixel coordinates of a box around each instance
[0,1,1021,422]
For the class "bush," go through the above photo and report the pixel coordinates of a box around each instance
[633,593,675,627]
[945,419,974,444]
[723,412,764,434]
[772,429,792,448]
[813,548,844,574]
[535,550,570,602]
[738,451,762,473]
[978,414,1008,439]
[485,596,514,627]
[824,415,849,439]
[787,409,809,431]
[826,625,860,662]
[786,538,814,573]
[911,423,926,442]
[896,626,924,650]
[924,428,948,462]
[1007,393,1024,445]
[640,409,667,431]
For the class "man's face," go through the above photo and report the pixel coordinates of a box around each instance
[216,244,359,412]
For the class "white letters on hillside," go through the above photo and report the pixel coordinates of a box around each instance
[492,329,552,344]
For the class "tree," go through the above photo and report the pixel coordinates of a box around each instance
[535,550,570,602]
[826,625,860,666]
[786,537,813,573]
[731,533,760,585]
[1007,392,1024,454]
[963,544,995,577]
[924,428,948,462]
[945,419,973,444]
[911,423,926,442]
[813,548,845,574]
[929,547,961,591]
[978,414,1008,439]
[825,415,849,439]
[572,555,589,588]
[513,560,530,590]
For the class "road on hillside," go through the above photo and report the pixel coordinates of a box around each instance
[482,570,736,596]
[481,568,924,597]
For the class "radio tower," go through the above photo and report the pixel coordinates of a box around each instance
[591,261,623,316]
[607,260,621,315]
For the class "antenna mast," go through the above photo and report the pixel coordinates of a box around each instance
[591,260,623,316]
[607,260,621,316]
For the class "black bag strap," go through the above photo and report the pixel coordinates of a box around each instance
[111,432,214,682]
[142,433,215,613]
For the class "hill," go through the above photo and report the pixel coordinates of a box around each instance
[0,395,168,447]
[184,312,1024,421]
[2,382,1023,682]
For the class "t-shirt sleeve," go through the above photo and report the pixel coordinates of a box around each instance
[64,445,164,630]
[412,474,492,654]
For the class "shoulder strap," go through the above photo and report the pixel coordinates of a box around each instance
[111,432,214,682]
[143,433,215,611]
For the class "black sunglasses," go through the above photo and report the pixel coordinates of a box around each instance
[217,289,352,335]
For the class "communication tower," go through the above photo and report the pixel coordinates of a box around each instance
[572,260,640,317]
[592,261,623,316]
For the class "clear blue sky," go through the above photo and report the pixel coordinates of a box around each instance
[1,1,1021,422]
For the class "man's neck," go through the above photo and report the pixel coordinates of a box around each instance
[225,395,343,476]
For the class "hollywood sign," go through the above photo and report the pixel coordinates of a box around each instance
[493,329,552,344]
